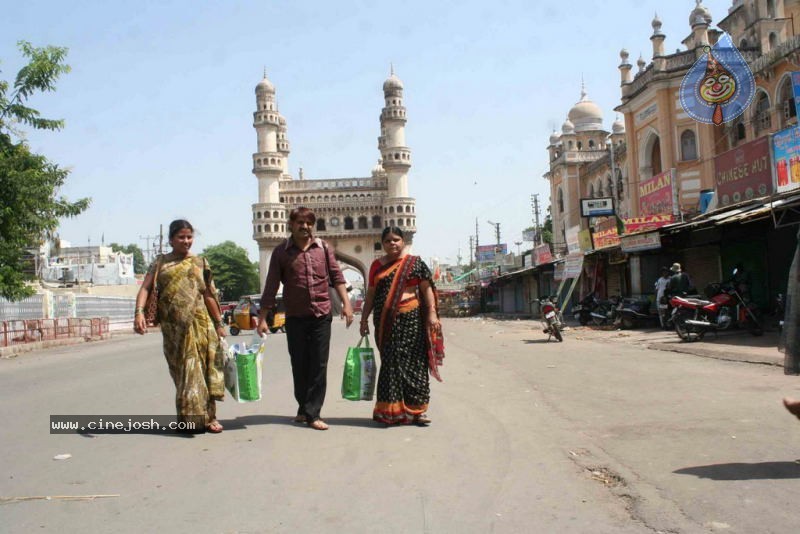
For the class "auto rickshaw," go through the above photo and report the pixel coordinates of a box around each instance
[229,295,285,335]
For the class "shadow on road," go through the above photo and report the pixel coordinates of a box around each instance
[522,339,560,344]
[674,461,800,480]
[219,414,380,430]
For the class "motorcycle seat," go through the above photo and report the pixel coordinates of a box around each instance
[684,297,711,306]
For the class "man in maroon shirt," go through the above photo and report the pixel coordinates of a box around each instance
[258,207,354,430]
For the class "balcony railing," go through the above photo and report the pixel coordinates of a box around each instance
[280,177,387,191]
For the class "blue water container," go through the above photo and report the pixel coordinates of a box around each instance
[699,190,715,213]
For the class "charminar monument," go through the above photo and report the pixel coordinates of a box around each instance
[250,68,416,286]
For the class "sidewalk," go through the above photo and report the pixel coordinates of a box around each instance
[478,315,785,368]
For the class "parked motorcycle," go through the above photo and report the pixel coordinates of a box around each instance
[572,294,596,326]
[540,296,564,342]
[590,295,621,327]
[616,297,653,329]
[670,269,763,342]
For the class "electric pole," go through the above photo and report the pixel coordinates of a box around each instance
[531,193,541,245]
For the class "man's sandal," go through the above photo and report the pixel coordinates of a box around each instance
[308,419,329,430]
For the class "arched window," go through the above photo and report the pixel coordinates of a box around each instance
[568,141,574,149]
[588,183,595,198]
[344,216,354,230]
[588,139,595,149]
[577,141,583,150]
[767,0,776,18]
[316,218,326,231]
[390,219,395,227]
[769,32,778,51]
[372,215,382,228]
[358,216,368,229]
[680,130,698,161]
[754,91,772,135]
[740,38,748,49]
[616,169,624,201]
[557,188,564,213]
[651,137,662,175]
[273,210,278,218]
[607,176,614,199]
[389,206,395,214]
[778,75,797,127]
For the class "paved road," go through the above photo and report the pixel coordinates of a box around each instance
[1,318,799,533]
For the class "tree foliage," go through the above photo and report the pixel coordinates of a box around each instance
[0,41,89,301]
[202,241,260,302]
[109,243,146,274]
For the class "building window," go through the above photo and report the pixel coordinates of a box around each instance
[557,188,564,213]
[754,92,772,135]
[588,183,595,198]
[588,139,595,149]
[372,215,382,228]
[607,176,614,198]
[680,130,698,161]
[616,169,624,201]
[769,32,778,51]
[767,0,776,18]
[316,218,326,231]
[650,137,662,175]
[358,216,368,229]
[374,242,382,251]
[779,75,797,127]
[577,141,583,150]
[344,216,354,230]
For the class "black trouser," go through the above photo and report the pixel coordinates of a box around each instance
[285,314,333,421]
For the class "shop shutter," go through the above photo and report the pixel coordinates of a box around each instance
[606,263,623,297]
[682,245,721,294]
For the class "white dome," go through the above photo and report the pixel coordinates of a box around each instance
[371,158,385,176]
[690,1,712,26]
[612,117,625,134]
[561,119,575,135]
[383,73,403,93]
[549,131,561,145]
[567,88,604,132]
[256,76,275,95]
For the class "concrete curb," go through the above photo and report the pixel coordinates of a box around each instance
[646,342,783,367]
[0,334,113,359]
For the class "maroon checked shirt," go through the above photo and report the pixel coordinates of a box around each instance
[260,237,346,318]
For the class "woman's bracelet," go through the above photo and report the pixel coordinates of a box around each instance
[213,318,225,329]
[134,307,145,316]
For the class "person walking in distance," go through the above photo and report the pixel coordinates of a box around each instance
[655,267,671,329]
[667,262,693,298]
[257,207,354,430]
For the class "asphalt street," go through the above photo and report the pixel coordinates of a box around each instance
[1,317,799,533]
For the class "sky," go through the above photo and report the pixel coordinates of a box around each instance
[2,0,734,277]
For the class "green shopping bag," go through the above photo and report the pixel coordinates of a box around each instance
[224,335,265,402]
[341,336,377,401]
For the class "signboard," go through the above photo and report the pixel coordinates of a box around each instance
[554,261,565,281]
[578,229,593,252]
[533,244,553,266]
[591,218,621,250]
[563,253,584,279]
[623,214,674,234]
[793,71,800,114]
[638,169,675,217]
[522,229,536,242]
[476,244,507,262]
[580,197,615,217]
[565,226,581,255]
[714,136,772,206]
[773,124,800,194]
[620,231,662,253]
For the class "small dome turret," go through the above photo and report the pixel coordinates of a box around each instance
[612,115,625,134]
[371,158,385,177]
[690,0,712,26]
[652,13,663,35]
[383,65,403,93]
[549,130,561,145]
[562,118,575,135]
[256,72,275,95]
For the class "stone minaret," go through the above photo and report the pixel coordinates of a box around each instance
[378,66,416,239]
[252,72,289,285]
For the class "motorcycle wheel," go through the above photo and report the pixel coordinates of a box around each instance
[229,326,240,336]
[674,311,704,342]
[578,314,589,326]
[591,307,608,326]
[621,315,636,330]
[551,323,563,342]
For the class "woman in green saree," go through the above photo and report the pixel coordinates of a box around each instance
[134,220,227,433]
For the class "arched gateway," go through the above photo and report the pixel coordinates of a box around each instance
[250,68,416,284]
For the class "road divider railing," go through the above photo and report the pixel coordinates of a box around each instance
[1,317,109,347]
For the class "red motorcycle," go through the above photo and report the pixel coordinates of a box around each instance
[669,270,762,342]
[539,296,563,342]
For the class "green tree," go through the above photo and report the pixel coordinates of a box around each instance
[109,243,146,274]
[0,41,90,300]
[202,241,260,301]
[541,214,553,245]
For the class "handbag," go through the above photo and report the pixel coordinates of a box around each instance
[144,255,162,326]
[341,336,377,401]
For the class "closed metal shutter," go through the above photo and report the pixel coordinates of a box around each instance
[606,263,623,297]
[682,245,721,294]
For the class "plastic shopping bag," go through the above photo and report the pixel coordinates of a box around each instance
[224,334,265,402]
[341,336,377,401]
